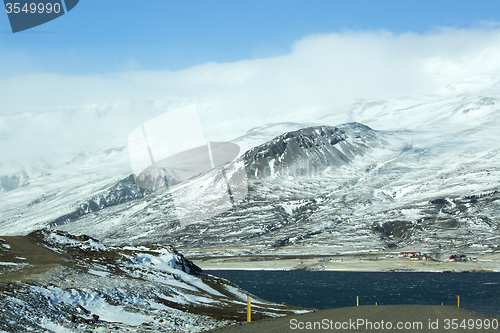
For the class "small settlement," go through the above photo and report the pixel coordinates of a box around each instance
[399,252,433,261]
[398,252,477,262]
[448,254,477,262]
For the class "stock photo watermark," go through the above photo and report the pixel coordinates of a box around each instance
[290,317,499,330]
[3,0,79,33]
[128,105,248,227]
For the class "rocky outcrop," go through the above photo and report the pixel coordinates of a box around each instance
[243,123,380,178]
[49,174,153,227]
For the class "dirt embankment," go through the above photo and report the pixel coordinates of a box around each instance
[205,305,499,333]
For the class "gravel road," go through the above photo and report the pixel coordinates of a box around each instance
[205,305,498,333]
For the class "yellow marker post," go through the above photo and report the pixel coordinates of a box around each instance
[357,296,359,306]
[375,302,377,306]
[458,296,460,308]
[441,303,443,306]
[247,297,251,322]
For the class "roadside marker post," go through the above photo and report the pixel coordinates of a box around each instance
[357,296,359,306]
[458,296,460,308]
[247,297,251,322]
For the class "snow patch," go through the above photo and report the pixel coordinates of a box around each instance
[44,232,108,252]
[40,318,76,333]
[88,269,109,277]
[159,293,217,305]
[31,286,153,326]
[128,249,223,296]
[223,285,264,304]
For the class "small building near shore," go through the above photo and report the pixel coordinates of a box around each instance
[449,254,469,262]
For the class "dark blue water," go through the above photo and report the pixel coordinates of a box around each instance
[207,270,500,318]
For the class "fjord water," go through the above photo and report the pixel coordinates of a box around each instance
[207,271,500,318]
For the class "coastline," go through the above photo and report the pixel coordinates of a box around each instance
[182,246,500,272]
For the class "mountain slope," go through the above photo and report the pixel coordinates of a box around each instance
[51,123,385,246]
[244,123,382,178]
[1,94,499,265]
[0,230,306,332]
[52,115,500,259]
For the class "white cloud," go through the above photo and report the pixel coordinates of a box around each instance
[2,28,500,114]
[1,28,500,174]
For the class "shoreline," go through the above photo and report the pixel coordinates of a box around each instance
[182,246,500,272]
[204,268,499,272]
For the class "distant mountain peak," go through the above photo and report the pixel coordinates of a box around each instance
[244,123,379,178]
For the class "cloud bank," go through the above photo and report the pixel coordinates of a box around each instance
[1,28,500,174]
[2,28,500,113]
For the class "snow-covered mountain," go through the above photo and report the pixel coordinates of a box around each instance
[243,123,383,179]
[1,93,500,257]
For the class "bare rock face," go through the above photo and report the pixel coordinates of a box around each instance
[244,123,380,179]
[50,174,153,227]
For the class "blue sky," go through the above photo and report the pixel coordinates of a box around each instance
[1,0,500,76]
